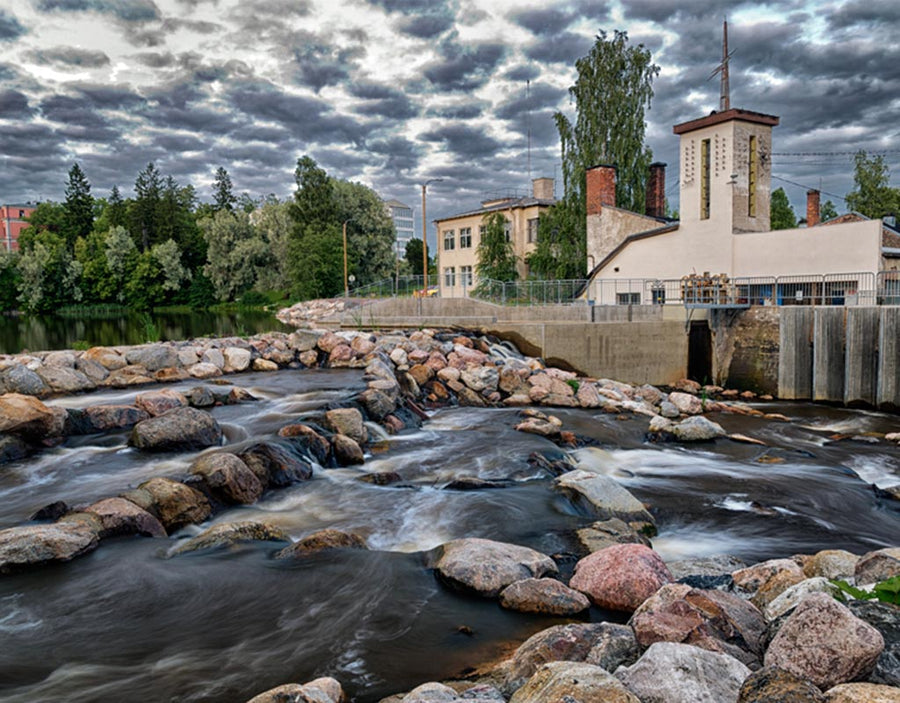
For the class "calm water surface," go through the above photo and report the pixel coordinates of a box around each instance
[0,310,288,354]
[0,369,898,702]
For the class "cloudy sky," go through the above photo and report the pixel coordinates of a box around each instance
[0,0,897,237]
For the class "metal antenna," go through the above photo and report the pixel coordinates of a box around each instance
[708,19,734,111]
[526,79,532,183]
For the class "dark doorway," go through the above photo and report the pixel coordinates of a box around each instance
[688,320,712,383]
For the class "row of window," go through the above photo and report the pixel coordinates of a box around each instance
[442,218,539,251]
[699,136,760,221]
[443,265,473,287]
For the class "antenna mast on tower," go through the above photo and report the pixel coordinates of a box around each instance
[708,19,734,111]
[526,79,532,182]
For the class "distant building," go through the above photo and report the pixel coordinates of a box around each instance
[383,199,415,260]
[0,203,35,252]
[435,177,555,297]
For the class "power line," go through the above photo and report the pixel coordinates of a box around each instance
[772,149,900,157]
[771,175,847,202]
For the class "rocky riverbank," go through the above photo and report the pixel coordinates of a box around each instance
[0,326,898,702]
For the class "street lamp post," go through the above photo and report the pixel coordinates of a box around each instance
[342,219,350,298]
[421,178,443,292]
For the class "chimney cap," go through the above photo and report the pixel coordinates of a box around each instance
[650,162,667,168]
[587,162,617,172]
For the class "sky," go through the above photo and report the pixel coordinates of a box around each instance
[0,0,898,240]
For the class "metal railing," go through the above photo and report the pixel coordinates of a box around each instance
[348,275,439,299]
[472,279,589,306]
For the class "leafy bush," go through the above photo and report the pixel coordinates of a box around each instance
[239,289,268,307]
[831,575,900,605]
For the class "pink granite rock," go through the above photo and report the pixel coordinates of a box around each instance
[570,543,672,612]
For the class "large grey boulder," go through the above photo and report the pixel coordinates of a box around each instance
[848,600,900,686]
[615,642,750,703]
[84,497,166,538]
[431,537,557,597]
[84,405,150,432]
[123,477,211,533]
[238,442,313,488]
[0,393,64,440]
[854,547,900,585]
[0,522,99,573]
[35,365,95,393]
[498,578,590,615]
[275,529,367,559]
[190,452,264,505]
[553,470,653,523]
[510,661,640,703]
[129,407,223,451]
[2,365,48,396]
[125,344,179,371]
[324,407,367,444]
[670,416,727,441]
[245,676,344,703]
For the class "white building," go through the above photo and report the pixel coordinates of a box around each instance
[383,198,415,260]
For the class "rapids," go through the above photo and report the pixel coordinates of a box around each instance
[0,369,899,702]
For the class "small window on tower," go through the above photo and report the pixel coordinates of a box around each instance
[700,139,711,220]
[748,135,758,218]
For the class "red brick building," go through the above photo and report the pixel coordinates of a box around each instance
[0,204,35,252]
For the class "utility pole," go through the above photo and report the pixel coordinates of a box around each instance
[420,178,443,290]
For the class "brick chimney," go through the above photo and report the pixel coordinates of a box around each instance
[645,162,667,218]
[807,190,820,227]
[532,177,554,200]
[586,164,616,216]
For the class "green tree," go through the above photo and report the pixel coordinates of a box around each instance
[476,212,518,283]
[527,202,586,279]
[62,162,94,250]
[846,151,900,219]
[74,229,113,302]
[132,162,162,250]
[820,199,839,222]
[253,199,292,292]
[213,166,237,212]
[547,29,659,279]
[332,179,396,287]
[770,187,797,230]
[107,185,127,228]
[21,202,66,246]
[0,252,20,312]
[18,231,82,312]
[200,210,267,301]
[288,156,342,300]
[104,225,139,303]
[404,237,433,274]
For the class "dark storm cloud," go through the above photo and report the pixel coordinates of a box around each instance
[495,82,567,121]
[395,13,454,39]
[827,0,900,28]
[161,17,222,34]
[133,52,177,68]
[291,31,365,93]
[0,123,66,159]
[367,135,423,172]
[510,8,575,36]
[228,81,367,146]
[221,143,289,166]
[427,101,487,120]
[620,0,751,22]
[74,84,143,110]
[237,124,292,145]
[504,65,541,82]
[423,39,506,91]
[419,124,501,159]
[154,133,210,153]
[365,0,442,12]
[28,47,111,68]
[350,82,418,120]
[40,95,116,130]
[0,10,26,41]
[37,0,161,23]
[524,32,593,64]
[0,90,33,118]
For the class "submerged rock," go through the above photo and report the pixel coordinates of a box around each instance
[275,529,368,558]
[170,521,291,556]
[431,537,557,598]
[553,470,653,524]
[239,442,313,488]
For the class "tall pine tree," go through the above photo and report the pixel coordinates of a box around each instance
[132,162,162,251]
[213,166,237,212]
[63,162,94,251]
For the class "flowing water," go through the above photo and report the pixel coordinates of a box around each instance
[1,369,899,702]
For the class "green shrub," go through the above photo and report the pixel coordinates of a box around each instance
[831,575,900,605]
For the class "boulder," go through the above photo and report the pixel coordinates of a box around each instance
[332,434,364,465]
[515,417,560,438]
[615,642,750,703]
[670,416,727,441]
[223,347,252,372]
[125,345,179,371]
[738,666,826,702]
[74,357,109,383]
[803,549,860,580]
[83,346,127,370]
[129,407,223,451]
[124,477,212,532]
[275,529,367,558]
[397,681,458,701]
[553,470,654,524]
[431,537,557,597]
[0,393,62,440]
[170,521,291,556]
[510,661,639,703]
[824,683,900,702]
[2,365,48,396]
[765,593,884,690]
[0,434,30,464]
[278,424,332,466]
[666,554,747,581]
[570,543,671,612]
[84,405,150,432]
[43,350,75,367]
[246,676,344,703]
[630,582,766,667]
[190,452,264,505]
[134,389,189,417]
[505,623,613,686]
[238,442,313,487]
[104,364,154,387]
[188,362,223,379]
[358,388,396,421]
[325,408,368,445]
[855,548,900,586]
[752,568,807,611]
[0,522,99,573]
[848,600,900,686]
[764,577,842,621]
[187,386,216,407]
[733,558,805,598]
[499,578,590,616]
[577,517,651,553]
[84,497,166,538]
[35,365,95,393]
[668,392,703,415]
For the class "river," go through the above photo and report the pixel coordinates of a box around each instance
[0,368,899,702]
[0,310,288,355]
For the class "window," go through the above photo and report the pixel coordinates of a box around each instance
[443,229,455,251]
[700,138,710,220]
[748,135,758,217]
[504,219,512,241]
[459,227,472,248]
[18,210,25,218]
[460,265,473,288]
[617,292,641,305]
[478,224,485,244]
[443,266,456,287]
[527,218,539,243]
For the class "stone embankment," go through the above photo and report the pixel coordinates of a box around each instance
[0,326,897,702]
